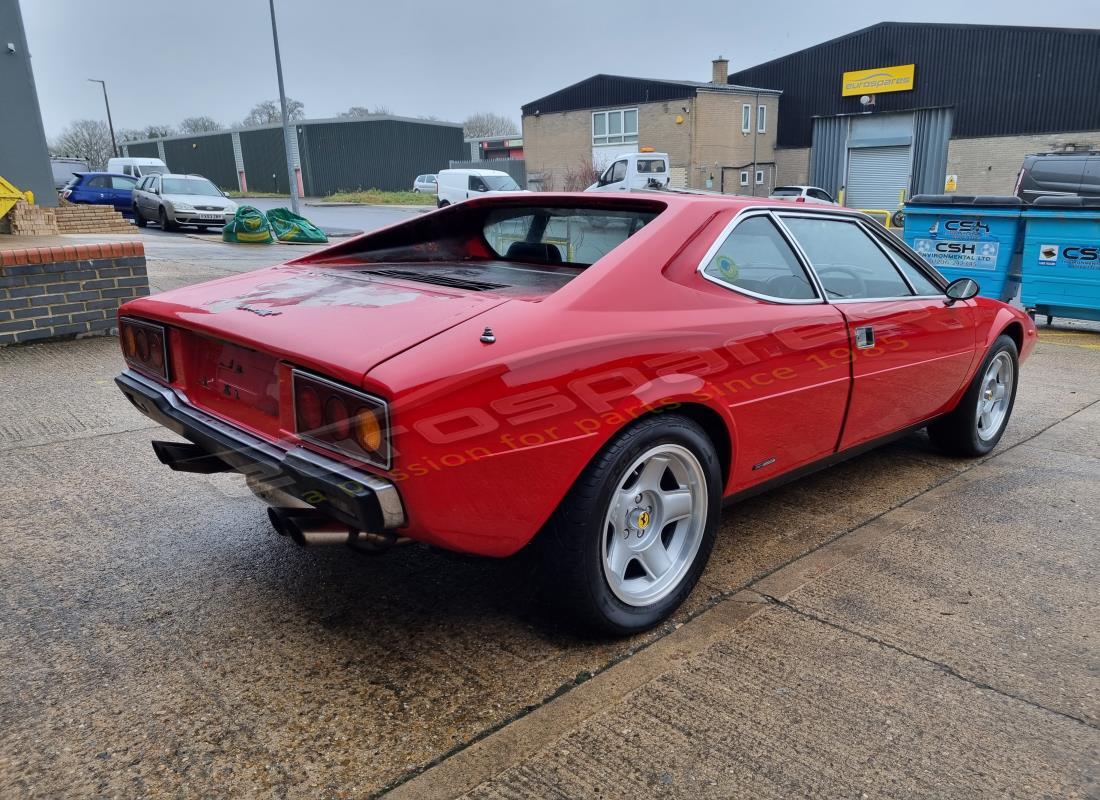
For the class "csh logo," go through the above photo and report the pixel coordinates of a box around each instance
[1064,246,1099,261]
[936,242,976,254]
[944,219,991,234]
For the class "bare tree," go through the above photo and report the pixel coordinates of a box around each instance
[142,124,175,139]
[561,159,600,192]
[462,112,519,138]
[51,119,115,169]
[179,116,223,134]
[116,128,145,143]
[243,98,305,127]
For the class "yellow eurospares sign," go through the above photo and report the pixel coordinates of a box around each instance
[842,64,915,96]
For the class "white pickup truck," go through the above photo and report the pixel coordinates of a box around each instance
[585,152,670,193]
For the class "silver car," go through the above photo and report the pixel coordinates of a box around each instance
[412,174,437,193]
[132,173,238,231]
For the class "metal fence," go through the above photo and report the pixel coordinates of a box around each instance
[120,116,465,195]
[447,159,527,187]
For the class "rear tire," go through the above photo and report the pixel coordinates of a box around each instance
[928,334,1018,457]
[437,199,450,208]
[132,205,147,228]
[533,414,721,636]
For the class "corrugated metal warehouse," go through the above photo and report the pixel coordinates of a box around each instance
[730,22,1100,202]
[122,115,465,195]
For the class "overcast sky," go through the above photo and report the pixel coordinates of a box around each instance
[22,0,1100,138]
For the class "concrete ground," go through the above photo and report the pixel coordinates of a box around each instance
[0,234,1097,798]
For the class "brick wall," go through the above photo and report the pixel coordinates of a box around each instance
[775,147,811,186]
[0,242,149,345]
[54,204,135,234]
[946,131,1100,196]
[6,201,58,236]
[691,90,780,191]
[522,110,592,191]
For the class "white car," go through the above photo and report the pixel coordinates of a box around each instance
[412,174,437,193]
[586,152,670,193]
[436,169,525,207]
[107,157,170,180]
[768,185,837,204]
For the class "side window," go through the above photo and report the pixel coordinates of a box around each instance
[875,233,943,295]
[702,215,818,301]
[85,175,110,188]
[780,216,913,300]
[111,176,137,190]
[151,176,160,193]
[122,165,132,176]
[469,175,488,192]
[809,189,833,202]
[609,160,627,183]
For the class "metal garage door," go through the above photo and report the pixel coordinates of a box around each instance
[845,145,910,209]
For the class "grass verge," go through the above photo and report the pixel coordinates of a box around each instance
[323,189,435,206]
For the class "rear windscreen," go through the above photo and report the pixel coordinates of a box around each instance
[770,187,801,197]
[483,207,657,266]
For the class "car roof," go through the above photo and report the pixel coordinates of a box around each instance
[155,173,212,179]
[77,172,135,178]
[111,157,166,163]
[439,168,509,176]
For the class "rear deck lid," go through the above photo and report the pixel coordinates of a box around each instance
[126,264,507,384]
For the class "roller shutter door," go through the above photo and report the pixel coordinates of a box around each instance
[845,145,910,209]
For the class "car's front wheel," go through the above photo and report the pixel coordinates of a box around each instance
[535,414,721,635]
[928,334,1019,457]
[159,206,177,232]
[133,205,147,228]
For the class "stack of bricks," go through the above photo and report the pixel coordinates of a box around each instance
[54,203,136,234]
[0,241,149,345]
[6,200,59,236]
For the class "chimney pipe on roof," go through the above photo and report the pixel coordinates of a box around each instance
[711,56,729,85]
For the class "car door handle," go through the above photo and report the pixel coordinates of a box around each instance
[854,326,875,349]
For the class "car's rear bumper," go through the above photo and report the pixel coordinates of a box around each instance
[115,369,406,532]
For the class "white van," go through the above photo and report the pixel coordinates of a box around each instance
[107,157,169,179]
[436,168,526,207]
[586,153,670,193]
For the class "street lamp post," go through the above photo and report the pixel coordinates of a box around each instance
[87,79,117,158]
[268,0,301,214]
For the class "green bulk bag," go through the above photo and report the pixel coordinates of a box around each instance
[266,207,329,244]
[222,205,274,244]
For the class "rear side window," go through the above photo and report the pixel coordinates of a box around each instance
[780,216,912,300]
[85,175,110,189]
[702,215,817,301]
[637,159,666,174]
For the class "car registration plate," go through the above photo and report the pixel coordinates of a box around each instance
[199,213,222,221]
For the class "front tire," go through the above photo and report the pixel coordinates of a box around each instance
[132,205,147,227]
[928,334,1019,457]
[159,206,177,232]
[534,414,721,635]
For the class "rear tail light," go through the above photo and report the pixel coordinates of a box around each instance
[795,196,806,203]
[293,370,390,469]
[120,317,170,381]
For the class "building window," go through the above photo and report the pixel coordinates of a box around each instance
[593,108,638,146]
[741,104,751,134]
[740,170,749,186]
[757,104,766,133]
[755,169,765,185]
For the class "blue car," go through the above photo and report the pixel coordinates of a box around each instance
[59,172,138,217]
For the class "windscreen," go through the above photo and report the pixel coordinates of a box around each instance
[483,206,657,266]
[162,178,221,196]
[142,165,169,175]
[483,175,521,191]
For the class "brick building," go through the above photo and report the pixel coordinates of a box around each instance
[521,60,781,193]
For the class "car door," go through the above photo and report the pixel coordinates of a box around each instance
[109,175,138,213]
[81,174,111,206]
[696,211,852,488]
[779,213,978,450]
[145,175,161,214]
